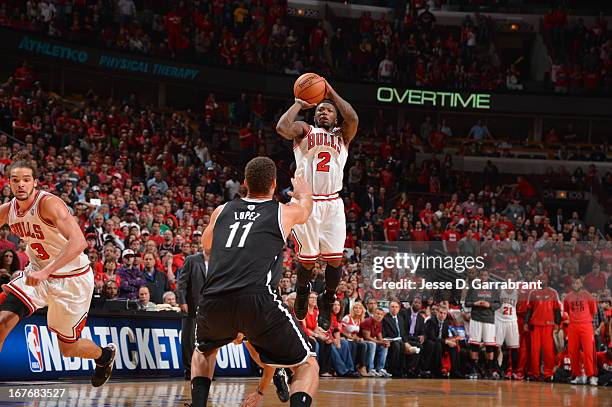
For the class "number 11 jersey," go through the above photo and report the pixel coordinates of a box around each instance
[201,198,286,297]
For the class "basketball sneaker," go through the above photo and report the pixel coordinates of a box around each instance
[317,292,335,331]
[589,377,598,386]
[570,375,587,385]
[378,369,392,378]
[273,369,290,402]
[294,283,311,320]
[91,343,116,387]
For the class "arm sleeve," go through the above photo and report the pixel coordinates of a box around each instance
[524,308,532,325]
[554,308,561,325]
[490,289,501,312]
[464,287,476,308]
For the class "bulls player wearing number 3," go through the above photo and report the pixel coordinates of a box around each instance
[276,79,358,331]
[0,158,116,387]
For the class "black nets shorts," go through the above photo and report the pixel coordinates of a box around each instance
[196,290,314,367]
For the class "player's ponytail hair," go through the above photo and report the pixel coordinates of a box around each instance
[8,149,37,178]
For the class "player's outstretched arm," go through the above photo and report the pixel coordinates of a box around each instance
[281,175,313,237]
[26,195,87,285]
[324,80,358,145]
[276,100,312,141]
[201,203,226,256]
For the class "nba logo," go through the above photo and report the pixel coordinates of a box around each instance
[25,325,44,372]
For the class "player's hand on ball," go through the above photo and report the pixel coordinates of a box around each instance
[25,269,52,286]
[294,98,317,110]
[241,391,263,407]
[289,175,312,200]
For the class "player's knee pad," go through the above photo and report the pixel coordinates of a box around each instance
[486,345,497,354]
[323,263,341,293]
[470,343,481,353]
[0,293,30,320]
[296,263,313,287]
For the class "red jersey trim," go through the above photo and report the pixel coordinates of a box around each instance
[14,190,41,218]
[50,265,91,279]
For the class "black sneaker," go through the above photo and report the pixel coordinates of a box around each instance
[317,292,334,331]
[91,343,116,387]
[273,369,290,403]
[294,284,311,320]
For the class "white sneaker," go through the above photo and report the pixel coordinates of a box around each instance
[369,370,381,377]
[589,376,598,386]
[570,376,587,385]
[378,369,392,378]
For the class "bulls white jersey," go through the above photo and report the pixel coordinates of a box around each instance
[293,125,348,195]
[8,190,89,276]
[496,288,518,322]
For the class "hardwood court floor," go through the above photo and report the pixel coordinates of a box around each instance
[0,377,610,407]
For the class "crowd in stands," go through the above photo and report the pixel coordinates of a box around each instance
[0,62,611,383]
[1,1,609,94]
[542,8,612,94]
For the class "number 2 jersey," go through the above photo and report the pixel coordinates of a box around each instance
[293,125,348,195]
[7,190,89,276]
[200,198,286,297]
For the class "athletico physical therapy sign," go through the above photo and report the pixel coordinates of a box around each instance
[3,27,612,116]
[0,314,253,380]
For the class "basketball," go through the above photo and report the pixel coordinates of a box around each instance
[293,73,327,104]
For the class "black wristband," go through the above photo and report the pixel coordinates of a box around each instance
[256,386,264,396]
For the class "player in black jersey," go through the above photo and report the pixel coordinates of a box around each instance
[190,157,319,407]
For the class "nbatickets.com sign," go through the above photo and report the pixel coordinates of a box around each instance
[23,323,248,374]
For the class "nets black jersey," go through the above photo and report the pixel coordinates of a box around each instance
[200,198,286,297]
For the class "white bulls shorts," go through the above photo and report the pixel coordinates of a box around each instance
[291,193,346,264]
[495,319,520,348]
[3,266,94,343]
[468,320,497,346]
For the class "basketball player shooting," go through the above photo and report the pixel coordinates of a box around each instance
[276,78,358,331]
[0,158,116,387]
[190,157,319,407]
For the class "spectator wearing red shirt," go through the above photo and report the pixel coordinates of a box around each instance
[442,224,461,253]
[383,209,400,242]
[411,221,429,241]
[309,21,326,59]
[0,225,16,253]
[238,122,256,167]
[584,263,606,293]
[360,308,391,377]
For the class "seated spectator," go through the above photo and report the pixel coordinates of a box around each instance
[400,297,426,376]
[143,252,171,304]
[137,286,156,311]
[382,300,408,377]
[302,292,333,376]
[597,344,612,386]
[361,308,392,377]
[328,300,359,377]
[422,306,461,378]
[117,249,145,299]
[94,259,120,293]
[102,280,119,300]
[0,248,21,277]
[163,291,178,307]
[341,302,369,376]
